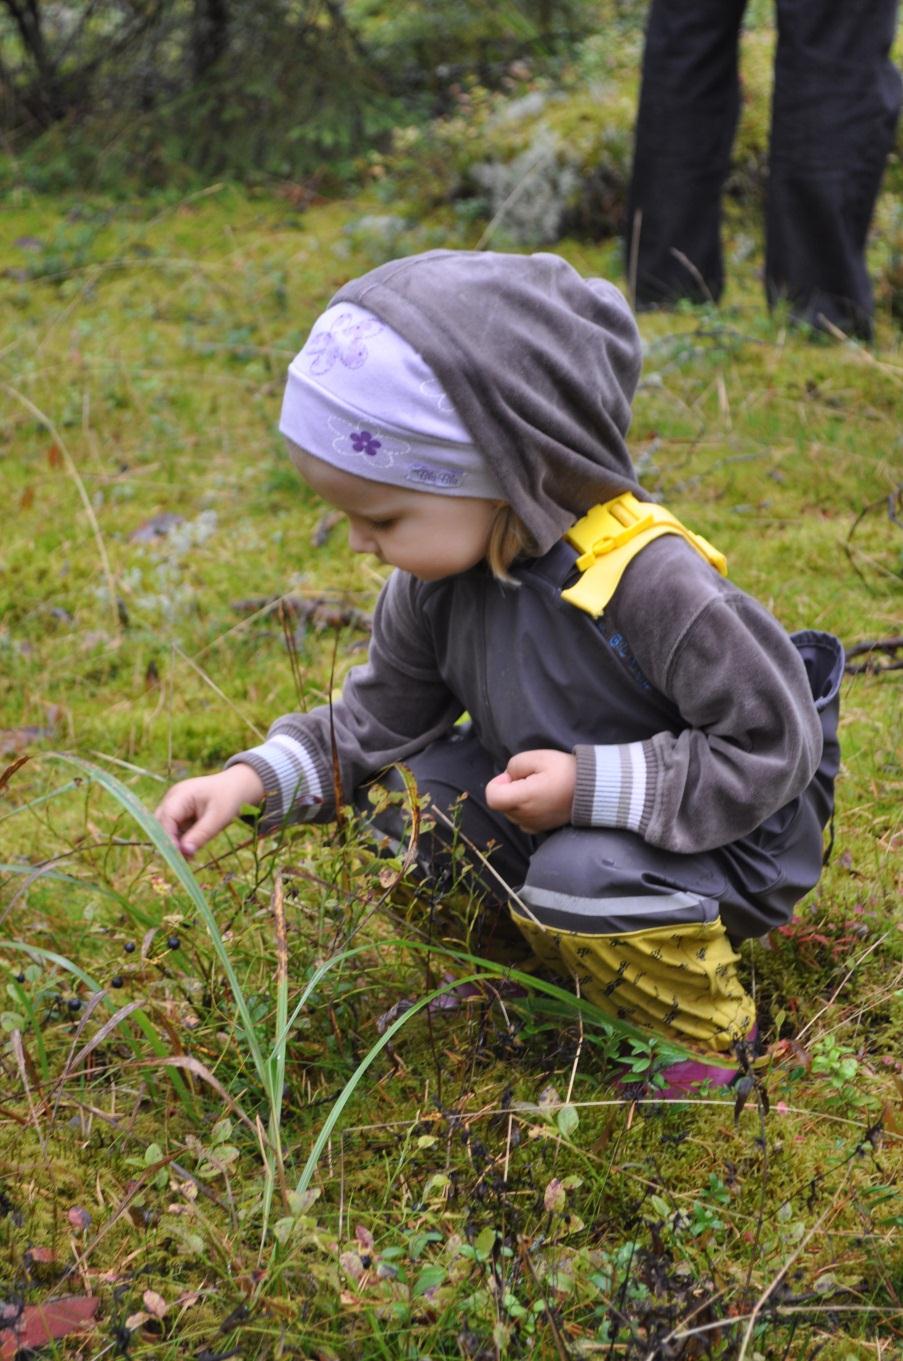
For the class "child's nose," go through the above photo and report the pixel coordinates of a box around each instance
[347,519,375,554]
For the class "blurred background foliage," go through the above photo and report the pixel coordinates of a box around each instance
[0,0,609,189]
[1,2,900,306]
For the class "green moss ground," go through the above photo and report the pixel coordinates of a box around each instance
[1,69,902,1361]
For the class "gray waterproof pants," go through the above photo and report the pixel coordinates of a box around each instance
[367,631,843,946]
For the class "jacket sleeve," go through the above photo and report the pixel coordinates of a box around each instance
[571,539,824,853]
[226,571,463,832]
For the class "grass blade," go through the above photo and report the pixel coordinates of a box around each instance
[45,752,270,1092]
[294,971,492,1196]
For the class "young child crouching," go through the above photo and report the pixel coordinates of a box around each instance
[155,250,843,1094]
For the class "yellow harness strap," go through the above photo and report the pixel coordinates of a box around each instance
[561,492,728,618]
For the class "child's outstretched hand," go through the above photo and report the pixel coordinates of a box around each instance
[485,749,576,834]
[154,764,265,858]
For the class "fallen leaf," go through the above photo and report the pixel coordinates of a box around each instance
[0,754,30,791]
[47,445,62,469]
[0,1295,98,1358]
[339,1251,364,1281]
[19,486,34,511]
[67,1207,92,1231]
[143,1289,167,1318]
[544,1178,566,1213]
[25,1246,56,1265]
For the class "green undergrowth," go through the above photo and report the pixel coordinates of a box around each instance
[1,167,902,1360]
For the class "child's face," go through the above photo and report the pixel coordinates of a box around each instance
[290,448,501,581]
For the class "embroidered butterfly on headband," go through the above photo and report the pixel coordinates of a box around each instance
[327,415,411,470]
[306,312,384,376]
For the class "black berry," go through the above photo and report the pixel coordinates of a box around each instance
[124,941,136,954]
[67,997,82,1012]
[110,976,124,989]
[167,936,180,951]
[14,972,25,983]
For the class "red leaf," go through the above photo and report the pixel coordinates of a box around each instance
[0,1296,99,1358]
[47,444,62,469]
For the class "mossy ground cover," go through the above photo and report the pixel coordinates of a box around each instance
[2,95,902,1361]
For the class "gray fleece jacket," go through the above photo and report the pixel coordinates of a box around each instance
[228,536,823,854]
[226,250,825,855]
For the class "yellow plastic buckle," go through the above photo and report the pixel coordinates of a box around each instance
[574,503,656,573]
[562,492,728,618]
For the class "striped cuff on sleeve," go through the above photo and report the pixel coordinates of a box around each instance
[571,741,656,834]
[225,732,326,832]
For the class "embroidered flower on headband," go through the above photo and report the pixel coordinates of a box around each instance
[306,311,384,376]
[350,430,381,457]
[328,414,410,470]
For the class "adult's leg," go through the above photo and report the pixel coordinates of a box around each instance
[626,0,748,305]
[766,0,902,338]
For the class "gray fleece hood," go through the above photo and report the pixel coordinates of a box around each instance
[331,250,644,555]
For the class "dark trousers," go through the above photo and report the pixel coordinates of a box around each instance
[366,632,843,947]
[625,0,902,336]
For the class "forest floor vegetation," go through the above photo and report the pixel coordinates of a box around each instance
[1,65,902,1361]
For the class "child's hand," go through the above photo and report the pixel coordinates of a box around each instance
[485,749,576,834]
[154,764,265,858]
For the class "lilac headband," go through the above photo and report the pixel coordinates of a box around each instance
[279,302,503,500]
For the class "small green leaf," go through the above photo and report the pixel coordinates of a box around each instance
[556,1104,579,1137]
[408,1230,442,1260]
[272,1216,296,1245]
[413,1264,446,1296]
[211,1144,240,1166]
[145,1142,163,1165]
[287,1188,320,1216]
[474,1226,496,1259]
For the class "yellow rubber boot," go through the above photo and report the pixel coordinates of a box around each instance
[509,910,755,1053]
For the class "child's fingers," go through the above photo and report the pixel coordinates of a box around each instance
[485,772,522,811]
[155,803,190,845]
[155,786,217,856]
[179,807,227,857]
[504,751,546,782]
